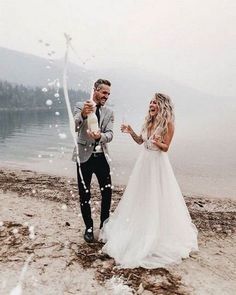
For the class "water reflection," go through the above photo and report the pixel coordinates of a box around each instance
[0,110,63,141]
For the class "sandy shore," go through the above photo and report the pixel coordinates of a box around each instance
[0,168,235,295]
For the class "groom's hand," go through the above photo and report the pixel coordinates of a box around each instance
[81,100,94,118]
[87,130,101,140]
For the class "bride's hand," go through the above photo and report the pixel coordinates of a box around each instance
[121,124,133,134]
[151,135,162,146]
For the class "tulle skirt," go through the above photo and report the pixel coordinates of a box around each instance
[99,147,198,269]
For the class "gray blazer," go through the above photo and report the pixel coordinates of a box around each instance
[72,102,114,163]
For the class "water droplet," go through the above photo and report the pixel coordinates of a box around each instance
[12,228,18,234]
[64,241,69,248]
[46,99,53,106]
[54,93,59,98]
[29,226,35,239]
[29,226,34,232]
[10,284,22,295]
[61,204,67,210]
[42,88,48,93]
[95,145,101,151]
[29,234,35,240]
[55,111,60,116]
[59,133,67,139]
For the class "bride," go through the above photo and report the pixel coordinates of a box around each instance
[99,93,198,269]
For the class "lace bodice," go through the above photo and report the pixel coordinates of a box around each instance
[142,127,163,151]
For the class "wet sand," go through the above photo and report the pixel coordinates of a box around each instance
[0,168,235,294]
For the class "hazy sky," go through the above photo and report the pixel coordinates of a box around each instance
[0,0,235,96]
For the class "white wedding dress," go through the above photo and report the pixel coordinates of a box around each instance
[100,130,198,269]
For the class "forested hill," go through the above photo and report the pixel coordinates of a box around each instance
[0,80,88,111]
[0,47,91,89]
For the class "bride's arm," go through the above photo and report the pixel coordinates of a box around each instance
[130,130,144,145]
[152,122,174,152]
[121,124,144,145]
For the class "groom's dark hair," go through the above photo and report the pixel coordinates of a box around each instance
[94,79,111,90]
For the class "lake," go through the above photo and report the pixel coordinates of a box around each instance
[0,107,235,199]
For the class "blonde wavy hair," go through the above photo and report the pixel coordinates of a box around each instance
[142,93,175,137]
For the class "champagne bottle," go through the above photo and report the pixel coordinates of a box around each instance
[87,100,99,132]
[87,86,99,132]
[87,111,99,132]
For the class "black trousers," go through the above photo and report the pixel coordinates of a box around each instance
[76,153,112,230]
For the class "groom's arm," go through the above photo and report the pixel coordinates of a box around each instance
[74,101,94,131]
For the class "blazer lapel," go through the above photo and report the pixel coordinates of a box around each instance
[99,106,106,127]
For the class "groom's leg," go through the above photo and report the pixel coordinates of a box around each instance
[94,153,112,229]
[76,158,93,230]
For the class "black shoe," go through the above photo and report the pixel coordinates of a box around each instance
[84,228,94,243]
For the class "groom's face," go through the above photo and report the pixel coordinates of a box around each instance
[94,84,111,106]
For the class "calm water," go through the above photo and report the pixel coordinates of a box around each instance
[0,109,235,199]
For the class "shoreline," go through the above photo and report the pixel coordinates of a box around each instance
[0,166,235,234]
[0,167,236,294]
[0,163,234,201]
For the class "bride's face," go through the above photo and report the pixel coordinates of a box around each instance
[149,99,158,117]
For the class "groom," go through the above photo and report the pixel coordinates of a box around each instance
[73,79,114,243]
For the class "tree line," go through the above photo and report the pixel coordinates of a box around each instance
[0,80,88,110]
